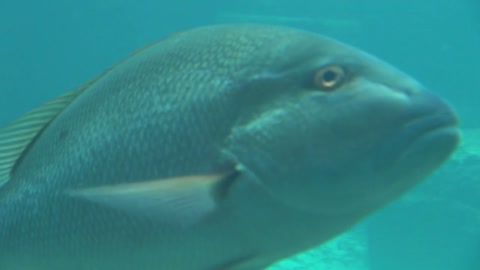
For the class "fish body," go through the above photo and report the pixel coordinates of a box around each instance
[0,25,459,270]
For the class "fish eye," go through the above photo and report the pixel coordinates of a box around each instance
[313,65,345,90]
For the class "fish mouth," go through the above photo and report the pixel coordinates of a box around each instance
[373,109,459,170]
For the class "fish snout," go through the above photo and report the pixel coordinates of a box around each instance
[373,88,460,170]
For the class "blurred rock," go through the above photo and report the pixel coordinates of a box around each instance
[269,226,368,270]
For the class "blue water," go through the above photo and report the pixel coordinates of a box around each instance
[1,1,478,269]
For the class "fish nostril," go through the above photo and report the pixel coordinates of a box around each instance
[395,86,416,97]
[403,87,415,96]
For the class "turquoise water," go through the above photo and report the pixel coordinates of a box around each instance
[1,1,478,269]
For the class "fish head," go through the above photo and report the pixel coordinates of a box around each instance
[228,29,459,217]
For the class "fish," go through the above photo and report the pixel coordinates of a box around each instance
[0,24,459,270]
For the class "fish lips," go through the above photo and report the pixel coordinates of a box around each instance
[372,95,460,172]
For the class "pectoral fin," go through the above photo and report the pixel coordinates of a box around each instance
[68,170,240,225]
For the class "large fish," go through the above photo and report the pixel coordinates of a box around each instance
[0,24,459,270]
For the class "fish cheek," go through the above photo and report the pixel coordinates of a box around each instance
[242,94,377,213]
[229,83,377,213]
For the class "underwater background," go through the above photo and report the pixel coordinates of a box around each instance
[1,0,478,269]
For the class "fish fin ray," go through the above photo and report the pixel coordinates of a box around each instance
[0,29,207,190]
[0,87,87,188]
[67,170,240,225]
[0,50,141,189]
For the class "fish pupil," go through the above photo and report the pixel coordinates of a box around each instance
[323,70,337,82]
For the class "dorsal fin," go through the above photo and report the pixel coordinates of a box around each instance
[0,87,88,188]
[0,37,170,189]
